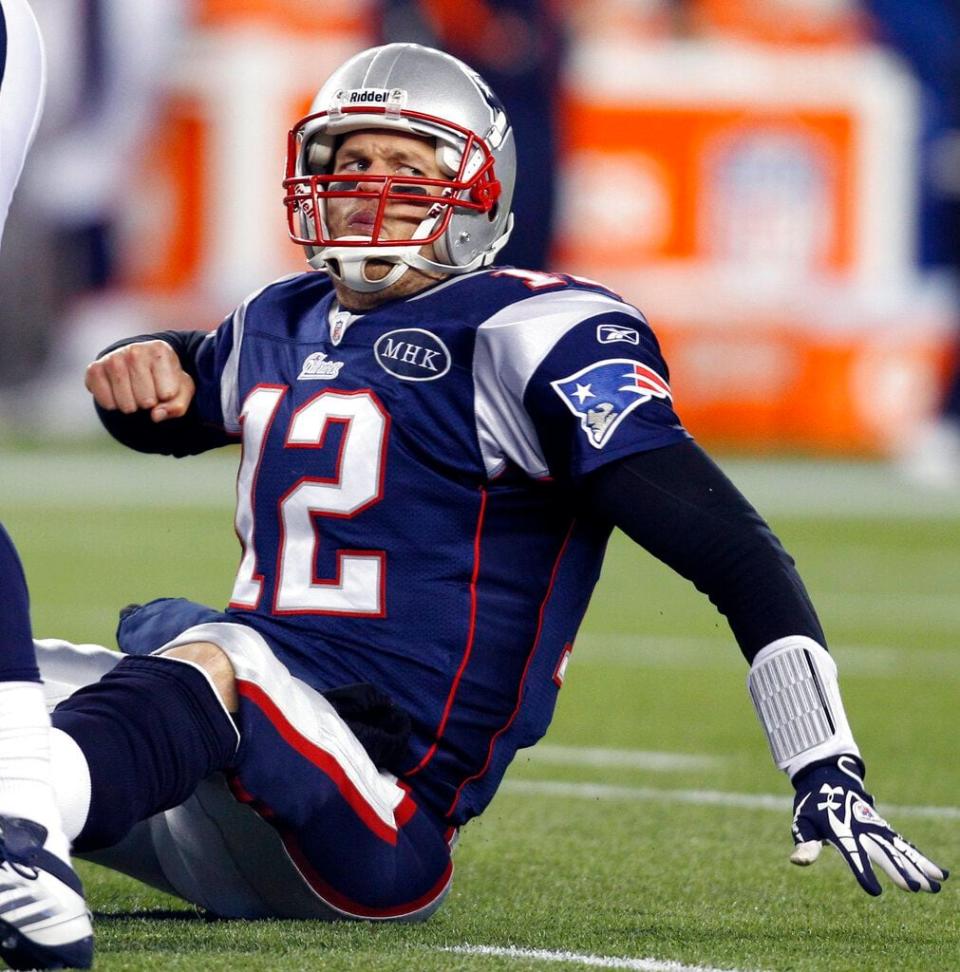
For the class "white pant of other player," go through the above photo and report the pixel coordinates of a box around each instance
[0,0,44,245]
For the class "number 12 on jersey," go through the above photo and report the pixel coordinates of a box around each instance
[230,384,390,616]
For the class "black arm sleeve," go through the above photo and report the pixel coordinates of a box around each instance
[578,440,825,663]
[94,330,235,457]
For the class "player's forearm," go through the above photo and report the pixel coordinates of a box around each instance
[579,441,825,662]
[93,331,232,457]
[581,443,863,782]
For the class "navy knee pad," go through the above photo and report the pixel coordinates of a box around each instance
[52,654,239,851]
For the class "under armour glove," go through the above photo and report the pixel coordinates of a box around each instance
[790,754,948,895]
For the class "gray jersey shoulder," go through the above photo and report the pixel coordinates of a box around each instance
[473,289,646,478]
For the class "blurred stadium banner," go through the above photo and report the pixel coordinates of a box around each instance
[557,36,954,455]
[116,0,956,456]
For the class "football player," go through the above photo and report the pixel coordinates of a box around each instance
[0,1,96,969]
[12,43,949,960]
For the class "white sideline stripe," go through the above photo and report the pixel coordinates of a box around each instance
[501,780,960,820]
[522,745,723,771]
[0,451,239,507]
[443,944,755,972]
[572,634,960,680]
[3,452,960,518]
[718,459,960,519]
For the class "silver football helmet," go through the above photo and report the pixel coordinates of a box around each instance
[283,43,516,292]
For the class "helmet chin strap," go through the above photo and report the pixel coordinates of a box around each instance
[342,259,409,293]
[309,241,413,293]
[309,217,442,293]
[307,211,514,293]
[309,211,440,291]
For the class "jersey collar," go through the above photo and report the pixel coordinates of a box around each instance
[327,267,493,344]
[327,304,363,346]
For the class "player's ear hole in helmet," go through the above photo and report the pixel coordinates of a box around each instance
[283,43,516,294]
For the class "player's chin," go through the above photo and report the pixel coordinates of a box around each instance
[361,259,398,280]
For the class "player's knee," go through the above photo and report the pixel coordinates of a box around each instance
[162,641,239,712]
[52,654,239,851]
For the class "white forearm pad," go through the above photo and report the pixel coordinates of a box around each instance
[747,636,860,777]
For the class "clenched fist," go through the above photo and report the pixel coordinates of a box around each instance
[85,340,196,423]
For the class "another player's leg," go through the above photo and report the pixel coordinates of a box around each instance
[0,6,95,963]
[0,0,46,247]
[0,614,242,961]
[0,525,93,970]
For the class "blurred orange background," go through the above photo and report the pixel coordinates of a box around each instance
[51,0,960,454]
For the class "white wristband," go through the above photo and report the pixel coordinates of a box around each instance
[747,635,860,778]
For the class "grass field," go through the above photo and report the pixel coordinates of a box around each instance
[2,446,959,972]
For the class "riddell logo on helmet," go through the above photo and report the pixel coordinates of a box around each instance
[337,88,407,106]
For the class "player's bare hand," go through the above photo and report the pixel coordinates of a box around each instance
[85,340,196,422]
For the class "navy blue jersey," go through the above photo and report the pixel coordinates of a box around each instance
[187,266,689,824]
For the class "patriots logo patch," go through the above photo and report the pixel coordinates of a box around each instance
[298,351,344,380]
[550,358,672,449]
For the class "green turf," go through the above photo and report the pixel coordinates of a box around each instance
[4,451,959,971]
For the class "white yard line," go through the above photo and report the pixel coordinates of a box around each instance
[521,746,724,771]
[813,591,960,627]
[3,451,960,518]
[0,451,238,507]
[571,634,960,679]
[501,779,960,820]
[442,944,756,972]
[714,459,960,519]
